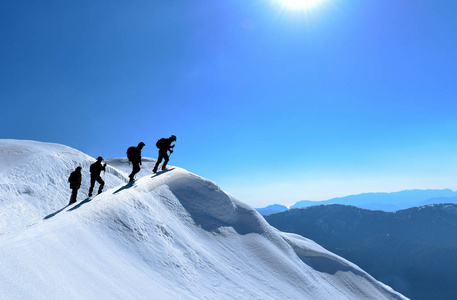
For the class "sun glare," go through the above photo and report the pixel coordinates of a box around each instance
[280,0,323,10]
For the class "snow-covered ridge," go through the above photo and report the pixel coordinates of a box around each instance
[0,139,127,235]
[0,140,407,299]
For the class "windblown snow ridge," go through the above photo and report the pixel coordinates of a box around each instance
[0,140,407,299]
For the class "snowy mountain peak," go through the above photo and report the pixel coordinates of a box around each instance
[0,140,407,299]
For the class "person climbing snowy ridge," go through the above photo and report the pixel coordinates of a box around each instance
[153,135,176,173]
[89,156,106,197]
[127,142,145,182]
[68,166,82,204]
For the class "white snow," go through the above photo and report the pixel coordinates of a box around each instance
[0,140,127,235]
[105,157,159,179]
[0,140,407,299]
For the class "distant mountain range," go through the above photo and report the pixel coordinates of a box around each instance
[255,204,288,216]
[265,204,457,300]
[256,189,457,215]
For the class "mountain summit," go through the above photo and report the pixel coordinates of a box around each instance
[0,140,406,299]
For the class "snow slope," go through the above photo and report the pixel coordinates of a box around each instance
[0,140,407,299]
[0,140,127,235]
[105,157,159,179]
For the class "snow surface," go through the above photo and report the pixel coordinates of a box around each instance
[0,140,407,299]
[0,140,127,235]
[105,157,159,180]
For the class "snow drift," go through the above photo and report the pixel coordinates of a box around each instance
[0,140,407,299]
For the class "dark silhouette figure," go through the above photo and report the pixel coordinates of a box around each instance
[153,135,176,173]
[89,156,106,197]
[68,166,82,205]
[127,142,145,182]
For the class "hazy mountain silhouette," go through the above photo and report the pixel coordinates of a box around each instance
[255,204,288,216]
[416,196,457,206]
[288,189,457,211]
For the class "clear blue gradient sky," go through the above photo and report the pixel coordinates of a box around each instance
[1,0,457,207]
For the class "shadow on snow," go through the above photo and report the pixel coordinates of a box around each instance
[68,197,92,212]
[44,205,70,220]
[113,181,135,194]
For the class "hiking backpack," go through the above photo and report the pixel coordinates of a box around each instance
[68,171,80,188]
[126,146,136,162]
[68,172,76,184]
[156,138,166,149]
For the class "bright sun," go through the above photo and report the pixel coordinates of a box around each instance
[280,0,322,10]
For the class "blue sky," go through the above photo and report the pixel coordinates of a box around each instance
[1,0,457,207]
